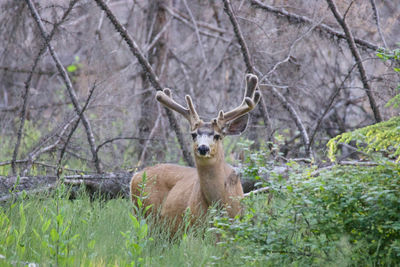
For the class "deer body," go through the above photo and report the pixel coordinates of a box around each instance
[130,74,260,231]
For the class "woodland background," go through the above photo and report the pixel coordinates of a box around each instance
[0,0,399,180]
[0,0,400,265]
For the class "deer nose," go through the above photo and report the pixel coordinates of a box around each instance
[198,145,210,155]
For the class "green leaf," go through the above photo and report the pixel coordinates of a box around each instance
[50,228,59,242]
[129,214,140,229]
[42,219,51,233]
[67,64,77,73]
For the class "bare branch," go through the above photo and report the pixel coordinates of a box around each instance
[308,63,357,150]
[223,0,253,74]
[162,5,232,43]
[12,0,79,175]
[93,0,194,166]
[57,83,97,177]
[326,0,382,122]
[250,0,379,51]
[23,115,79,176]
[260,84,312,158]
[25,0,102,172]
[369,0,387,48]
[182,0,208,65]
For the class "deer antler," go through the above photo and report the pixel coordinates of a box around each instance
[156,88,201,130]
[214,74,261,127]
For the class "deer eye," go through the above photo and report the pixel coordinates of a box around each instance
[214,134,221,141]
[191,133,198,140]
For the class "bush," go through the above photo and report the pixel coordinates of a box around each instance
[211,162,400,266]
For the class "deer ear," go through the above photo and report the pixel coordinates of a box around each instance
[224,113,249,136]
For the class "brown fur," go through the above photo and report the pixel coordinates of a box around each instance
[130,141,244,233]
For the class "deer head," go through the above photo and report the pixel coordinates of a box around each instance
[156,74,260,162]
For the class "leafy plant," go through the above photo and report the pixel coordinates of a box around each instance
[327,115,400,161]
[211,157,400,265]
[120,173,152,266]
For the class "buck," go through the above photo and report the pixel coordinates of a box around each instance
[130,74,261,232]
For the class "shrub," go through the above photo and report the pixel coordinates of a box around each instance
[211,162,400,265]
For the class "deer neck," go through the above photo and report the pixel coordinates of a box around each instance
[194,143,230,206]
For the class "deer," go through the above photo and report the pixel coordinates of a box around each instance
[130,74,261,232]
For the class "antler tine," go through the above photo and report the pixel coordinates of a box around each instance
[156,89,201,130]
[185,95,201,127]
[156,89,190,120]
[217,74,260,125]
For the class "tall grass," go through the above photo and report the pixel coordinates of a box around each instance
[0,186,222,266]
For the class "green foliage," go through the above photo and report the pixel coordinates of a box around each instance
[66,55,82,74]
[211,162,400,266]
[0,184,219,266]
[327,116,400,161]
[377,46,400,108]
[120,173,152,266]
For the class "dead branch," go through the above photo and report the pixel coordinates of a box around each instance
[93,0,194,167]
[0,172,132,202]
[308,62,357,150]
[162,5,232,43]
[182,0,208,65]
[250,0,379,51]
[23,115,79,176]
[223,0,253,74]
[369,0,387,48]
[25,0,102,172]
[326,0,381,122]
[57,83,97,177]
[260,84,312,158]
[244,186,270,197]
[222,0,272,142]
[12,0,79,175]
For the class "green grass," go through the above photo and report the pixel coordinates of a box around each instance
[0,186,222,266]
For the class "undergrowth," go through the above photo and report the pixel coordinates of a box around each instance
[0,185,219,266]
[211,162,400,266]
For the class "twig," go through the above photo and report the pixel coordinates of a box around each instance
[326,0,382,123]
[23,116,79,176]
[308,62,357,150]
[263,14,327,78]
[222,0,272,141]
[369,0,387,49]
[244,186,270,197]
[250,0,379,51]
[222,0,253,74]
[25,0,102,172]
[57,83,97,177]
[163,5,227,34]
[162,5,232,43]
[139,113,162,164]
[93,0,194,167]
[182,0,208,66]
[0,160,91,173]
[260,84,312,158]
[95,136,169,155]
[0,66,55,76]
[12,0,79,175]
[170,49,196,96]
